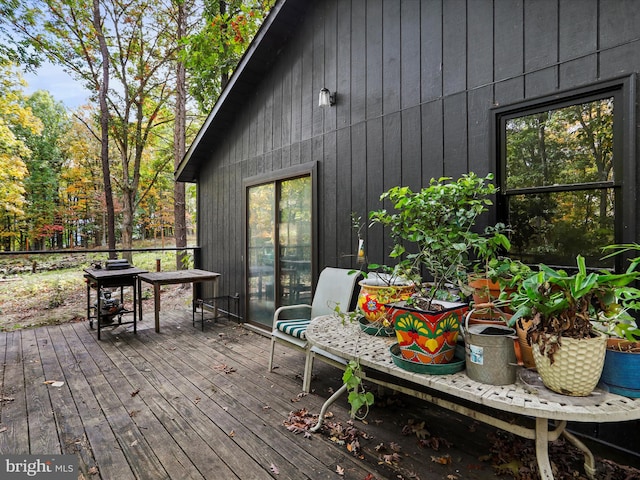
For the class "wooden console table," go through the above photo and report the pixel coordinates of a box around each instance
[138,269,221,333]
[305,314,640,480]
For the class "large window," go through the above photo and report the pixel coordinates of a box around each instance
[245,168,314,328]
[495,78,635,269]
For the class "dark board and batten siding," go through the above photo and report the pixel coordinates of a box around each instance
[195,0,640,313]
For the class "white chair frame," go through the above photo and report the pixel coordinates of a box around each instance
[267,267,360,392]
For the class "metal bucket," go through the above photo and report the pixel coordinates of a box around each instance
[463,309,518,385]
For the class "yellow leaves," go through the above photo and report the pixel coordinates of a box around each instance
[0,62,44,215]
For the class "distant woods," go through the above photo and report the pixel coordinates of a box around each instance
[0,0,274,252]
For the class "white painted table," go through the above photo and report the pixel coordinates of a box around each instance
[306,314,640,480]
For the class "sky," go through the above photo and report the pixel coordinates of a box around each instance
[23,61,90,110]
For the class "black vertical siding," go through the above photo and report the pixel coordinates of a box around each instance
[195,0,640,292]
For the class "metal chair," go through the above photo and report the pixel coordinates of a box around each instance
[267,267,360,392]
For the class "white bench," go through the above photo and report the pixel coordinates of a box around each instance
[305,314,640,480]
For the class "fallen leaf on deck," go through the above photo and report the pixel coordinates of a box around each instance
[194,397,201,404]
[336,465,344,475]
[290,392,307,402]
[269,463,279,474]
[431,454,452,465]
[402,419,430,440]
[228,430,235,437]
[130,389,140,397]
[263,405,271,410]
[495,459,521,475]
[381,452,400,465]
[130,439,139,447]
[419,435,452,451]
[0,426,7,433]
[213,364,236,374]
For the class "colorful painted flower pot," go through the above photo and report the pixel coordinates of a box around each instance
[388,300,468,364]
[357,276,415,323]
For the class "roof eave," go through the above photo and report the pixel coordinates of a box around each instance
[175,0,305,183]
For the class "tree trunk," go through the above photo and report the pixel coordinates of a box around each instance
[93,0,116,259]
[174,0,188,270]
[121,186,135,264]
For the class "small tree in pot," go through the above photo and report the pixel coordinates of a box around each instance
[368,172,506,364]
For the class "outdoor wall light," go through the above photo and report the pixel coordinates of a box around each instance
[318,88,336,107]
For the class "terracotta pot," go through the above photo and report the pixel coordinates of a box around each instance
[357,279,415,323]
[532,330,607,396]
[389,300,468,364]
[515,317,536,369]
[467,276,515,312]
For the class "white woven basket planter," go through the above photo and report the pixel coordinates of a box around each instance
[532,330,607,397]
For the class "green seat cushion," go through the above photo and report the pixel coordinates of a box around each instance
[275,318,310,340]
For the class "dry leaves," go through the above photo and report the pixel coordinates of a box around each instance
[290,392,307,403]
[431,454,452,465]
[44,380,64,387]
[213,364,236,374]
[402,419,429,440]
[418,435,452,451]
[283,408,368,458]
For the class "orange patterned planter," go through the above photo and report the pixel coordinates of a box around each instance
[389,300,468,364]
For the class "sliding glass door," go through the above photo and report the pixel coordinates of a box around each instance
[246,175,312,328]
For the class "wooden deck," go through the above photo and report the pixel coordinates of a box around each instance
[1,305,639,480]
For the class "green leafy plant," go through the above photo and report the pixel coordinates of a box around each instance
[368,173,504,310]
[594,243,640,344]
[508,254,640,362]
[342,360,374,419]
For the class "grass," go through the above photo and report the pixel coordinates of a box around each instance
[0,248,194,332]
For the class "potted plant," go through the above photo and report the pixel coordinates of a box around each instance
[368,172,504,364]
[349,215,415,329]
[508,254,640,396]
[594,243,640,397]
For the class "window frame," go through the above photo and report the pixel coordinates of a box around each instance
[492,75,636,270]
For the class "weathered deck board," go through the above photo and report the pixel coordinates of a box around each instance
[0,308,386,479]
[117,321,376,479]
[1,331,29,455]
[3,306,638,480]
[34,327,98,478]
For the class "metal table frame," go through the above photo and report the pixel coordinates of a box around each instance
[305,315,640,480]
[138,269,221,333]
